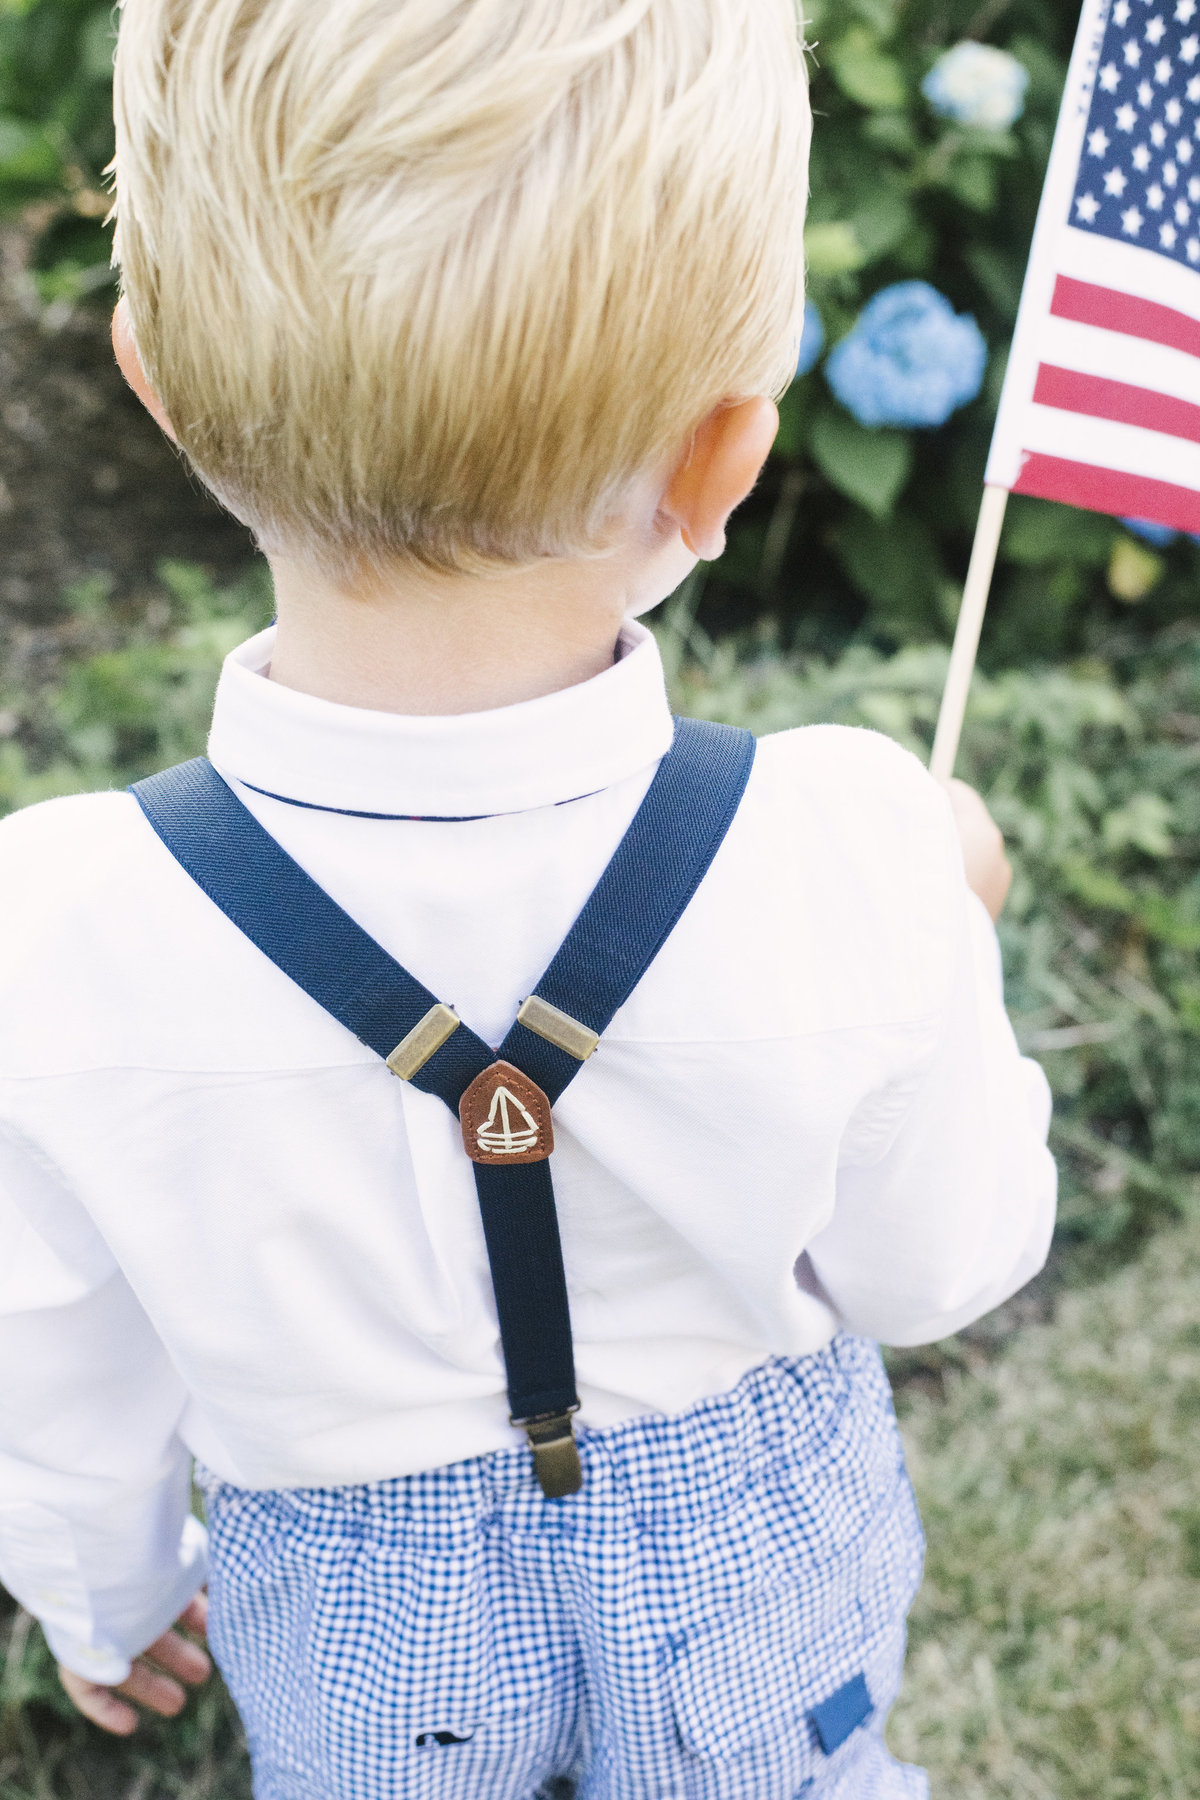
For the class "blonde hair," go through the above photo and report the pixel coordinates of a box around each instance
[113,0,810,577]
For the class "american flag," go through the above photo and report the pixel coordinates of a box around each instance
[987,0,1200,530]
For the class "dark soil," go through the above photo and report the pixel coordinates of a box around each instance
[0,232,258,641]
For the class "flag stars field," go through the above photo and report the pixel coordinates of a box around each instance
[1072,0,1200,269]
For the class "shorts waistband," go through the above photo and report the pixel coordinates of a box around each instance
[198,1337,895,1541]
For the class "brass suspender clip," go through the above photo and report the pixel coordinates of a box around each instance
[515,1406,583,1499]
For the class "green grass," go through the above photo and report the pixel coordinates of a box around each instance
[0,1609,250,1799]
[891,1211,1200,1796]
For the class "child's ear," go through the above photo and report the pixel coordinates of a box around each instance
[111,296,177,443]
[661,397,778,561]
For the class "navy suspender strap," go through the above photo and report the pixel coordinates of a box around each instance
[131,715,755,1497]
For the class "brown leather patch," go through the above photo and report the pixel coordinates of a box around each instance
[459,1062,554,1165]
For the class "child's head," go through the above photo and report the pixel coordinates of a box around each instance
[112,0,810,584]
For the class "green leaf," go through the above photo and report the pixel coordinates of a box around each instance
[773,387,808,459]
[849,188,916,263]
[861,111,918,154]
[964,244,1026,314]
[826,27,907,111]
[1138,893,1200,949]
[804,221,867,276]
[946,153,998,212]
[833,510,944,638]
[809,409,912,518]
[1001,497,1115,567]
[0,114,57,183]
[849,0,901,35]
[78,9,116,82]
[1102,795,1175,858]
[1060,859,1137,914]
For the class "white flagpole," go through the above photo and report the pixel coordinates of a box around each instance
[929,483,1008,781]
[929,0,1107,781]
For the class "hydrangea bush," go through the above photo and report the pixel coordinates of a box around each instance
[825,281,986,427]
[922,40,1031,132]
[735,0,1200,663]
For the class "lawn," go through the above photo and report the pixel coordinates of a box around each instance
[891,1213,1200,1796]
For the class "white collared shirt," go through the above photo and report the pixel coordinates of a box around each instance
[0,622,1055,1680]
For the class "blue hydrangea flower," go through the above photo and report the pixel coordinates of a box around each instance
[795,300,825,377]
[1121,517,1177,547]
[826,282,987,428]
[922,42,1029,131]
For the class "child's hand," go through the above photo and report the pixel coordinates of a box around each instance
[58,1594,211,1735]
[941,778,1012,921]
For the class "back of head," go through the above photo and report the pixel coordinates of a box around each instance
[113,0,810,579]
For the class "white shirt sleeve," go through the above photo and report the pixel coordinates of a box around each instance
[0,1127,207,1683]
[806,872,1056,1348]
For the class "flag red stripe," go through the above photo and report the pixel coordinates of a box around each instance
[1033,362,1200,444]
[1012,452,1200,530]
[1051,274,1200,360]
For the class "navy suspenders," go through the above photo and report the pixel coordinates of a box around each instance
[131,716,755,1497]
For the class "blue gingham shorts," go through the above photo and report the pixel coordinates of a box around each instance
[199,1336,927,1800]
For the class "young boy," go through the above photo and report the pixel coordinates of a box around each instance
[0,2,1054,1795]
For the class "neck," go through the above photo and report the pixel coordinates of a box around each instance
[266,551,652,715]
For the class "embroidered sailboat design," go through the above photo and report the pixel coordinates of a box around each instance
[476,1083,540,1156]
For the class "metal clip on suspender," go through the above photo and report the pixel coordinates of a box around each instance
[130,719,756,1502]
[518,1408,583,1500]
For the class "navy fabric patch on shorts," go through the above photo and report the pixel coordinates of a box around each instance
[810,1673,873,1754]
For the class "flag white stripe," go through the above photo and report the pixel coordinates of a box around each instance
[1057,228,1200,326]
[1021,402,1200,487]
[1039,313,1200,407]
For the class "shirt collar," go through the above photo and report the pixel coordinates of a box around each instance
[206,619,674,818]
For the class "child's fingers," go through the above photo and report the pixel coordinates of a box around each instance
[143,1624,212,1686]
[57,1665,140,1736]
[56,1612,210,1738]
[116,1658,189,1717]
[176,1591,209,1640]
[939,776,1012,920]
